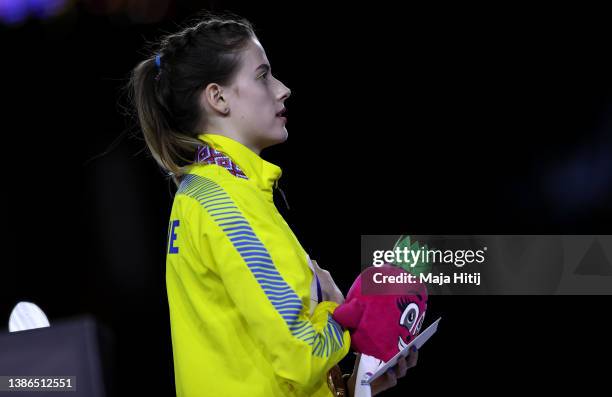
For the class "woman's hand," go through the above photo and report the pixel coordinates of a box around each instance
[347,348,419,397]
[310,259,345,305]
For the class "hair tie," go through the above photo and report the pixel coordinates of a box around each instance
[154,54,162,70]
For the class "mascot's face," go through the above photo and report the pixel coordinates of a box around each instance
[332,264,428,362]
[396,293,427,351]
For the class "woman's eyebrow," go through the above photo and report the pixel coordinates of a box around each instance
[255,64,270,74]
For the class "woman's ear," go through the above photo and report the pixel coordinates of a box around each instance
[202,83,229,115]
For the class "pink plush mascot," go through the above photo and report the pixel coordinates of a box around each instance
[332,264,428,396]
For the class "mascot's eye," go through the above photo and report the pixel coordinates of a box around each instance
[399,302,419,332]
[416,314,425,333]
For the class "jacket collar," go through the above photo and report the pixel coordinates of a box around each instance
[196,133,283,195]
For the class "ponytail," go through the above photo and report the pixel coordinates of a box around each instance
[126,12,255,187]
[128,57,202,187]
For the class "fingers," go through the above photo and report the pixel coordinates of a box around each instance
[352,352,361,370]
[371,348,420,395]
[406,347,419,369]
[395,354,408,378]
[393,346,419,378]
[371,370,397,396]
[384,371,398,388]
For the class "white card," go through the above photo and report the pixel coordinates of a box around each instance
[365,317,441,384]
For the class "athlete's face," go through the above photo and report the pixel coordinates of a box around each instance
[225,37,291,152]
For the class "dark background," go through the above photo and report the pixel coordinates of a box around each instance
[2,1,611,395]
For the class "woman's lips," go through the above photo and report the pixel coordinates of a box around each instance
[276,107,287,117]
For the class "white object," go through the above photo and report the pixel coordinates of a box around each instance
[8,301,51,332]
[354,353,380,397]
[365,317,441,384]
[352,318,441,397]
[306,254,320,316]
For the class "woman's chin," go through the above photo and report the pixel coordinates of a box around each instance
[279,127,289,142]
[271,127,289,143]
[259,129,288,150]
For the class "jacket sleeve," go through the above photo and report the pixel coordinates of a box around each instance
[180,176,351,395]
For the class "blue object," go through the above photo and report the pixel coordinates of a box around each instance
[315,274,323,303]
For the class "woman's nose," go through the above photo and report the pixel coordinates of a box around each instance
[278,81,291,101]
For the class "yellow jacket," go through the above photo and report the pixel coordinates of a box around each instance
[166,133,350,397]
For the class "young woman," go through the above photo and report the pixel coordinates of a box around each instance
[128,12,415,397]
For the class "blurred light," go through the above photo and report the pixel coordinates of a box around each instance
[0,0,29,24]
[1,0,172,26]
[0,0,71,25]
[544,108,612,216]
[29,0,69,18]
